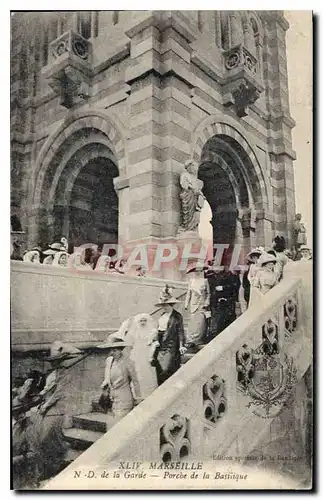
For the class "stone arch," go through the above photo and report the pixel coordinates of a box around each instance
[192,116,273,215]
[29,110,126,246]
[31,110,126,209]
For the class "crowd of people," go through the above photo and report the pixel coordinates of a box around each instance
[13,237,148,277]
[12,230,312,487]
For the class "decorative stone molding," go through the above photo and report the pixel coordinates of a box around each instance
[261,317,279,356]
[223,79,262,118]
[203,375,226,425]
[221,43,264,118]
[41,30,92,109]
[49,30,91,63]
[224,44,257,75]
[160,414,191,462]
[284,296,298,338]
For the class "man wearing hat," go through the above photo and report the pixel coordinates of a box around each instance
[27,341,83,483]
[99,336,141,422]
[151,286,187,385]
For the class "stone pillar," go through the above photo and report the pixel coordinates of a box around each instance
[264,13,296,245]
[124,12,197,277]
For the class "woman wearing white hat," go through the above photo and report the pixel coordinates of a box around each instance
[252,252,278,297]
[42,242,65,265]
[244,248,262,307]
[99,337,141,422]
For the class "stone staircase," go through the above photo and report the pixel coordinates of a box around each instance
[62,342,207,465]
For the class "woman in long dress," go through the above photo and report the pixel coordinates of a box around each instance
[185,265,210,346]
[99,337,141,422]
[245,248,262,308]
[126,313,159,399]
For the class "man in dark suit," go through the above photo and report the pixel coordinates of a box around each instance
[152,286,187,386]
[206,265,240,341]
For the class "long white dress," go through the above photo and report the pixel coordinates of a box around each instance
[126,314,159,399]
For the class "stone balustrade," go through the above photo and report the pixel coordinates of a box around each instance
[43,262,312,489]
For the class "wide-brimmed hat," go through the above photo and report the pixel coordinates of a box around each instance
[45,341,83,362]
[300,244,310,251]
[43,242,65,255]
[258,252,277,266]
[98,336,132,350]
[154,284,180,307]
[246,248,262,261]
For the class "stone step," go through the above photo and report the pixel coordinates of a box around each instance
[72,412,114,433]
[63,427,104,450]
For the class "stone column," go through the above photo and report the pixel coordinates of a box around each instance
[263,13,296,245]
[124,12,198,277]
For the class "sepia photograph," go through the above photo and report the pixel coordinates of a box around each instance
[10,9,313,491]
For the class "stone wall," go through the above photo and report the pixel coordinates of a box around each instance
[11,261,187,351]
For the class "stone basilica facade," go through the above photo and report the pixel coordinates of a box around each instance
[11,11,296,254]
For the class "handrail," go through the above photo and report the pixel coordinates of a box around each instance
[43,269,312,488]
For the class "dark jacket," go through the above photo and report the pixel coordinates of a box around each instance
[208,271,240,308]
[156,309,185,374]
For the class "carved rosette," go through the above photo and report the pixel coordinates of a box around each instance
[224,45,257,75]
[203,375,226,424]
[50,30,90,62]
[284,296,298,337]
[160,414,191,462]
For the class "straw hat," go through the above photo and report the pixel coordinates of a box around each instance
[258,252,277,267]
[97,336,132,350]
[300,244,310,251]
[45,340,82,362]
[246,248,262,261]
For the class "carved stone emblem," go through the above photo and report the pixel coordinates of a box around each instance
[245,352,298,418]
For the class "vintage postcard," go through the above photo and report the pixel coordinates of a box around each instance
[11,10,313,490]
